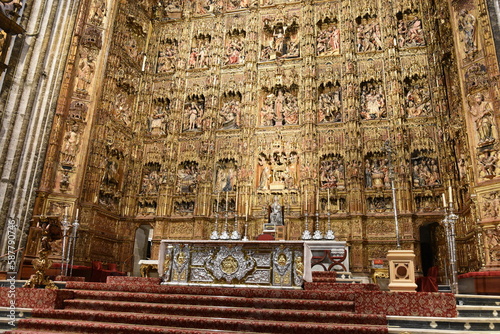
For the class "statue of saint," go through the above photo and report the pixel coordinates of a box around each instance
[269,196,283,225]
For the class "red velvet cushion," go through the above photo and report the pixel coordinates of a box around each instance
[107,263,117,271]
[92,261,102,270]
[256,234,274,240]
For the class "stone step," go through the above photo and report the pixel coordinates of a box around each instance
[0,308,31,318]
[388,315,500,332]
[388,328,493,334]
[438,285,452,293]
[457,305,500,318]
[456,294,500,307]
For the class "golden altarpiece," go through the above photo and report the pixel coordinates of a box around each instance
[17,0,500,280]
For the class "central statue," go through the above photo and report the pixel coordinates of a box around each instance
[269,196,284,226]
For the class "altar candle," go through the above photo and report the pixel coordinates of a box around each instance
[327,188,330,211]
[316,190,320,211]
[305,189,308,212]
[448,186,453,204]
[65,207,68,217]
[245,193,248,221]
[76,208,79,218]
[217,192,220,211]
[226,191,229,211]
[442,193,447,208]
[235,187,239,213]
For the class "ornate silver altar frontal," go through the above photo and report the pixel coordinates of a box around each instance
[206,245,255,283]
[171,244,190,282]
[160,240,305,288]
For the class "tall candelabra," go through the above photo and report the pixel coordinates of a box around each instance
[384,140,401,248]
[443,191,459,294]
[220,211,230,240]
[68,212,80,277]
[210,211,219,240]
[60,210,71,276]
[231,214,241,240]
[325,211,335,240]
[313,211,323,239]
[242,217,249,241]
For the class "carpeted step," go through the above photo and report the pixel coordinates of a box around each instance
[304,282,380,291]
[8,319,275,334]
[68,289,355,311]
[65,281,357,300]
[313,277,338,283]
[312,271,337,278]
[63,299,386,325]
[106,276,161,285]
[15,312,389,334]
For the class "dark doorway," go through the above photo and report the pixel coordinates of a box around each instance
[420,222,439,276]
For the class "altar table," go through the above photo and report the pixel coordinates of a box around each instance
[158,240,348,288]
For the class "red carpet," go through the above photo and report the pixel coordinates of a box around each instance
[7,274,389,334]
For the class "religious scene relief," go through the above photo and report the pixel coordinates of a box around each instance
[174,200,195,216]
[356,15,383,53]
[316,17,340,56]
[483,225,500,267]
[153,0,183,20]
[177,160,199,193]
[480,192,500,219]
[364,155,390,189]
[215,158,238,192]
[219,92,242,130]
[99,142,125,209]
[465,63,488,92]
[260,86,299,126]
[224,30,245,65]
[477,151,498,180]
[188,34,212,69]
[226,0,249,11]
[367,196,392,213]
[193,0,222,15]
[141,162,162,195]
[149,98,169,136]
[260,13,300,61]
[157,38,178,73]
[411,153,441,187]
[320,196,346,213]
[360,80,386,120]
[318,82,342,123]
[319,154,345,190]
[257,150,298,191]
[405,76,431,118]
[396,12,425,48]
[184,96,205,132]
[415,195,441,212]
